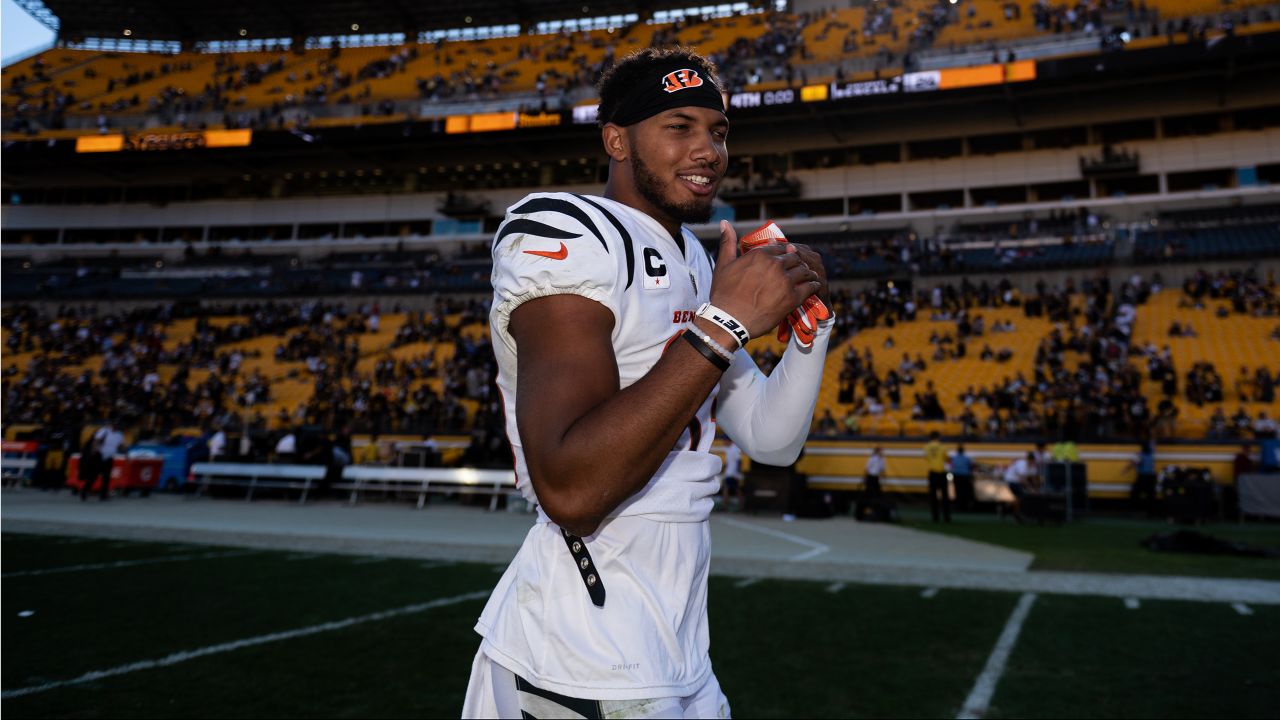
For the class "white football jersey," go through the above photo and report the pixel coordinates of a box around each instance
[479,191,724,700]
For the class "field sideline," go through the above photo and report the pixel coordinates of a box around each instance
[3,529,1278,719]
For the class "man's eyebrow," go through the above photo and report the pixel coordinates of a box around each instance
[667,110,730,128]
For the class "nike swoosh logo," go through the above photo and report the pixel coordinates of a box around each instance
[523,242,568,260]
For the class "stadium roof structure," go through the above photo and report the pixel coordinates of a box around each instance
[17,0,722,44]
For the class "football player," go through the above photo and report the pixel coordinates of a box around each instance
[464,47,833,719]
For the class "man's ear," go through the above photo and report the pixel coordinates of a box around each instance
[601,123,629,163]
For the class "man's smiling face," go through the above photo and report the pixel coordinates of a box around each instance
[626,106,729,226]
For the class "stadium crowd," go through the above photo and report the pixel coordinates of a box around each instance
[8,1,1279,135]
[2,297,505,465]
[4,264,1279,465]
[803,269,1280,442]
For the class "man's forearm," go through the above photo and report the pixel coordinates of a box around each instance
[717,319,833,465]
[520,336,724,536]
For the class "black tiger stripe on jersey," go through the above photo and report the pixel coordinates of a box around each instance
[493,218,582,251]
[514,675,603,719]
[510,197,610,253]
[574,194,637,290]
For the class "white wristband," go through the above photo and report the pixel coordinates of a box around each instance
[696,302,750,349]
[686,325,735,364]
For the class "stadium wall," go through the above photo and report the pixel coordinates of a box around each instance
[789,129,1280,201]
[6,257,1274,318]
[788,439,1242,498]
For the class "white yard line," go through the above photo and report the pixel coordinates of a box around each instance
[2,550,257,578]
[1124,598,1141,610]
[825,582,846,594]
[0,590,489,699]
[956,593,1038,720]
[921,587,940,599]
[1231,603,1254,616]
[733,577,762,589]
[716,516,830,562]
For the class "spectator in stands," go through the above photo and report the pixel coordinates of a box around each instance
[1232,407,1254,438]
[1255,368,1276,403]
[274,429,297,463]
[1208,407,1229,440]
[207,426,227,462]
[354,433,383,466]
[814,408,839,437]
[1236,366,1254,403]
[1155,397,1179,439]
[923,431,950,523]
[1254,412,1278,440]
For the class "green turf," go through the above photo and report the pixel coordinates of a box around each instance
[4,532,1277,718]
[989,595,1280,719]
[902,512,1280,580]
[709,578,1017,718]
[1,535,495,699]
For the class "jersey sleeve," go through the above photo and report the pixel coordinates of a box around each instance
[490,193,622,352]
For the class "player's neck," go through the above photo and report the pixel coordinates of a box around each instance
[603,176,683,242]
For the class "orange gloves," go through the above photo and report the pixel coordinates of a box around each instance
[738,221,831,348]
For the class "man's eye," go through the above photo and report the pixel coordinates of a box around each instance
[668,124,688,131]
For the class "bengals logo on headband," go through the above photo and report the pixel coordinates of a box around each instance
[661,68,704,93]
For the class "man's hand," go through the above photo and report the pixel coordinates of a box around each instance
[705,220,820,342]
[789,243,829,309]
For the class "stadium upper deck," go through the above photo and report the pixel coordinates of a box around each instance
[5,0,1280,138]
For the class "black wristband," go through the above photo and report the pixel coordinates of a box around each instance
[682,330,731,372]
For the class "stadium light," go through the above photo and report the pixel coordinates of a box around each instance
[123,29,132,36]
[239,28,247,36]
[352,24,360,31]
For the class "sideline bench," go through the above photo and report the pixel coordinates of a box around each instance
[190,462,327,503]
[337,466,520,511]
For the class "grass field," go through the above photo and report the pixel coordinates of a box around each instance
[899,510,1280,580]
[3,531,1278,718]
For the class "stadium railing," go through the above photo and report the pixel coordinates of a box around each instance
[336,465,519,510]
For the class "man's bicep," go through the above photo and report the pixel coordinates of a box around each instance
[509,294,619,460]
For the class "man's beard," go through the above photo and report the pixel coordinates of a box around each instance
[632,152,715,225]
